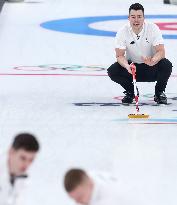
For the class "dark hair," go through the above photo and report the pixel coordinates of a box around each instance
[64,169,88,192]
[129,3,144,15]
[12,133,39,152]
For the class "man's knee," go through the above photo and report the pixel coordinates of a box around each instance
[158,58,173,75]
[107,62,119,78]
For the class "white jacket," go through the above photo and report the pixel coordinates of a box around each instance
[0,153,27,205]
[88,172,141,205]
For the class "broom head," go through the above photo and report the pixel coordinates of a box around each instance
[128,113,149,119]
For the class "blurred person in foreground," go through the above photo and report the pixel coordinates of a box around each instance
[64,168,141,205]
[0,133,40,205]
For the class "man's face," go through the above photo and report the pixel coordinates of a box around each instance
[69,182,93,205]
[128,9,144,31]
[9,148,37,175]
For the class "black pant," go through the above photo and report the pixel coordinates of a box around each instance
[107,58,172,95]
[0,0,5,12]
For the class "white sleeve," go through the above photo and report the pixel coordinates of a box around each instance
[14,179,28,205]
[152,23,164,46]
[115,29,126,49]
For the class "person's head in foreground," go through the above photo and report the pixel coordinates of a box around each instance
[64,168,94,205]
[8,133,40,176]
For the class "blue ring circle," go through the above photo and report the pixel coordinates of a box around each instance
[40,15,177,39]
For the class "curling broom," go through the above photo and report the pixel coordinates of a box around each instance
[128,63,149,119]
